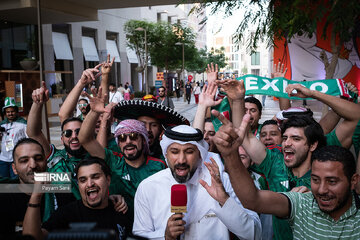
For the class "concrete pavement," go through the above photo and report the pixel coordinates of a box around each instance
[48,96,323,149]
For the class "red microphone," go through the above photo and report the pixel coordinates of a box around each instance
[171,184,187,240]
[171,184,187,213]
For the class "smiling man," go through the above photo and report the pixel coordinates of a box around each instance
[79,101,166,220]
[27,83,88,200]
[133,125,261,240]
[245,96,263,139]
[0,97,27,178]
[22,157,132,240]
[217,121,360,239]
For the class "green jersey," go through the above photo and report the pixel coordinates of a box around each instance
[257,149,311,240]
[104,148,166,217]
[47,145,83,200]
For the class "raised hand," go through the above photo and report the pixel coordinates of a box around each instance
[199,157,229,206]
[101,54,115,75]
[285,84,312,98]
[79,64,102,86]
[272,61,287,78]
[212,110,251,156]
[206,63,218,84]
[216,79,245,101]
[199,82,223,107]
[32,81,49,104]
[101,102,117,123]
[83,87,110,114]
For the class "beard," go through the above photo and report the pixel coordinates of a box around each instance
[123,144,144,161]
[315,188,352,214]
[64,144,87,158]
[170,163,197,183]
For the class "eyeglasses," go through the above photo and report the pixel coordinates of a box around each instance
[118,133,139,142]
[62,128,80,138]
[78,103,88,108]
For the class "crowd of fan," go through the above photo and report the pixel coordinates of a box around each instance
[0,56,359,240]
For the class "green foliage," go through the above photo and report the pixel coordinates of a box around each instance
[124,20,155,69]
[125,20,199,73]
[149,22,197,71]
[195,0,360,53]
[186,47,227,74]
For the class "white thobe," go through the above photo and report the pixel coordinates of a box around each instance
[133,153,261,240]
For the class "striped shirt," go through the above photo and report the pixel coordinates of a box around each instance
[282,191,360,240]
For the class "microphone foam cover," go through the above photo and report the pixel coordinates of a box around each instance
[171,184,187,213]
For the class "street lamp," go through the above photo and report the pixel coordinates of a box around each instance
[135,27,148,94]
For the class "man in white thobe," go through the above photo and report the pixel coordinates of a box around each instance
[133,125,261,240]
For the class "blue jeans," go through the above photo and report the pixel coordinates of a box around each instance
[0,160,16,178]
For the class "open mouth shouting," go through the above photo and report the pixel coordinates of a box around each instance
[86,187,100,202]
[174,164,190,177]
[283,148,295,162]
[124,144,138,155]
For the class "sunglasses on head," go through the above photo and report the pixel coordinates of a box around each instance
[78,103,88,108]
[62,128,80,138]
[118,132,140,142]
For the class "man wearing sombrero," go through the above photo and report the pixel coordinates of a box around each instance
[0,97,27,178]
[79,91,167,219]
[113,100,190,160]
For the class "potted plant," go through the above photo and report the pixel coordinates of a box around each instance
[20,30,39,70]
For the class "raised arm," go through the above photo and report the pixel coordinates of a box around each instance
[58,65,101,123]
[192,82,222,131]
[99,54,115,104]
[96,103,116,148]
[286,84,360,148]
[272,62,291,110]
[213,112,289,217]
[319,82,358,134]
[216,79,246,128]
[27,82,51,157]
[78,88,110,160]
[212,110,267,165]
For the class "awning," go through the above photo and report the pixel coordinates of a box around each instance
[126,47,138,64]
[82,36,99,61]
[52,32,73,60]
[106,40,121,62]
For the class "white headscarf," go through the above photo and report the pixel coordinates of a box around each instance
[160,125,209,165]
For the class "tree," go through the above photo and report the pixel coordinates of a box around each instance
[124,20,155,93]
[195,0,360,79]
[149,22,197,73]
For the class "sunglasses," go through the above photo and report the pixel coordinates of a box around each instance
[78,103,88,108]
[62,128,80,138]
[118,133,140,142]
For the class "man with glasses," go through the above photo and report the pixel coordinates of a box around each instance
[79,95,166,219]
[76,98,89,120]
[157,86,174,109]
[27,82,86,200]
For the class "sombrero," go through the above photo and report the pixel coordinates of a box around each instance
[114,100,190,127]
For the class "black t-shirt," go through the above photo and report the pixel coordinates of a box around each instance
[42,200,132,239]
[185,84,192,94]
[0,192,44,234]
[0,191,74,235]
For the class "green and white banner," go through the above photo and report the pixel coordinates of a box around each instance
[210,75,356,131]
[238,74,351,100]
